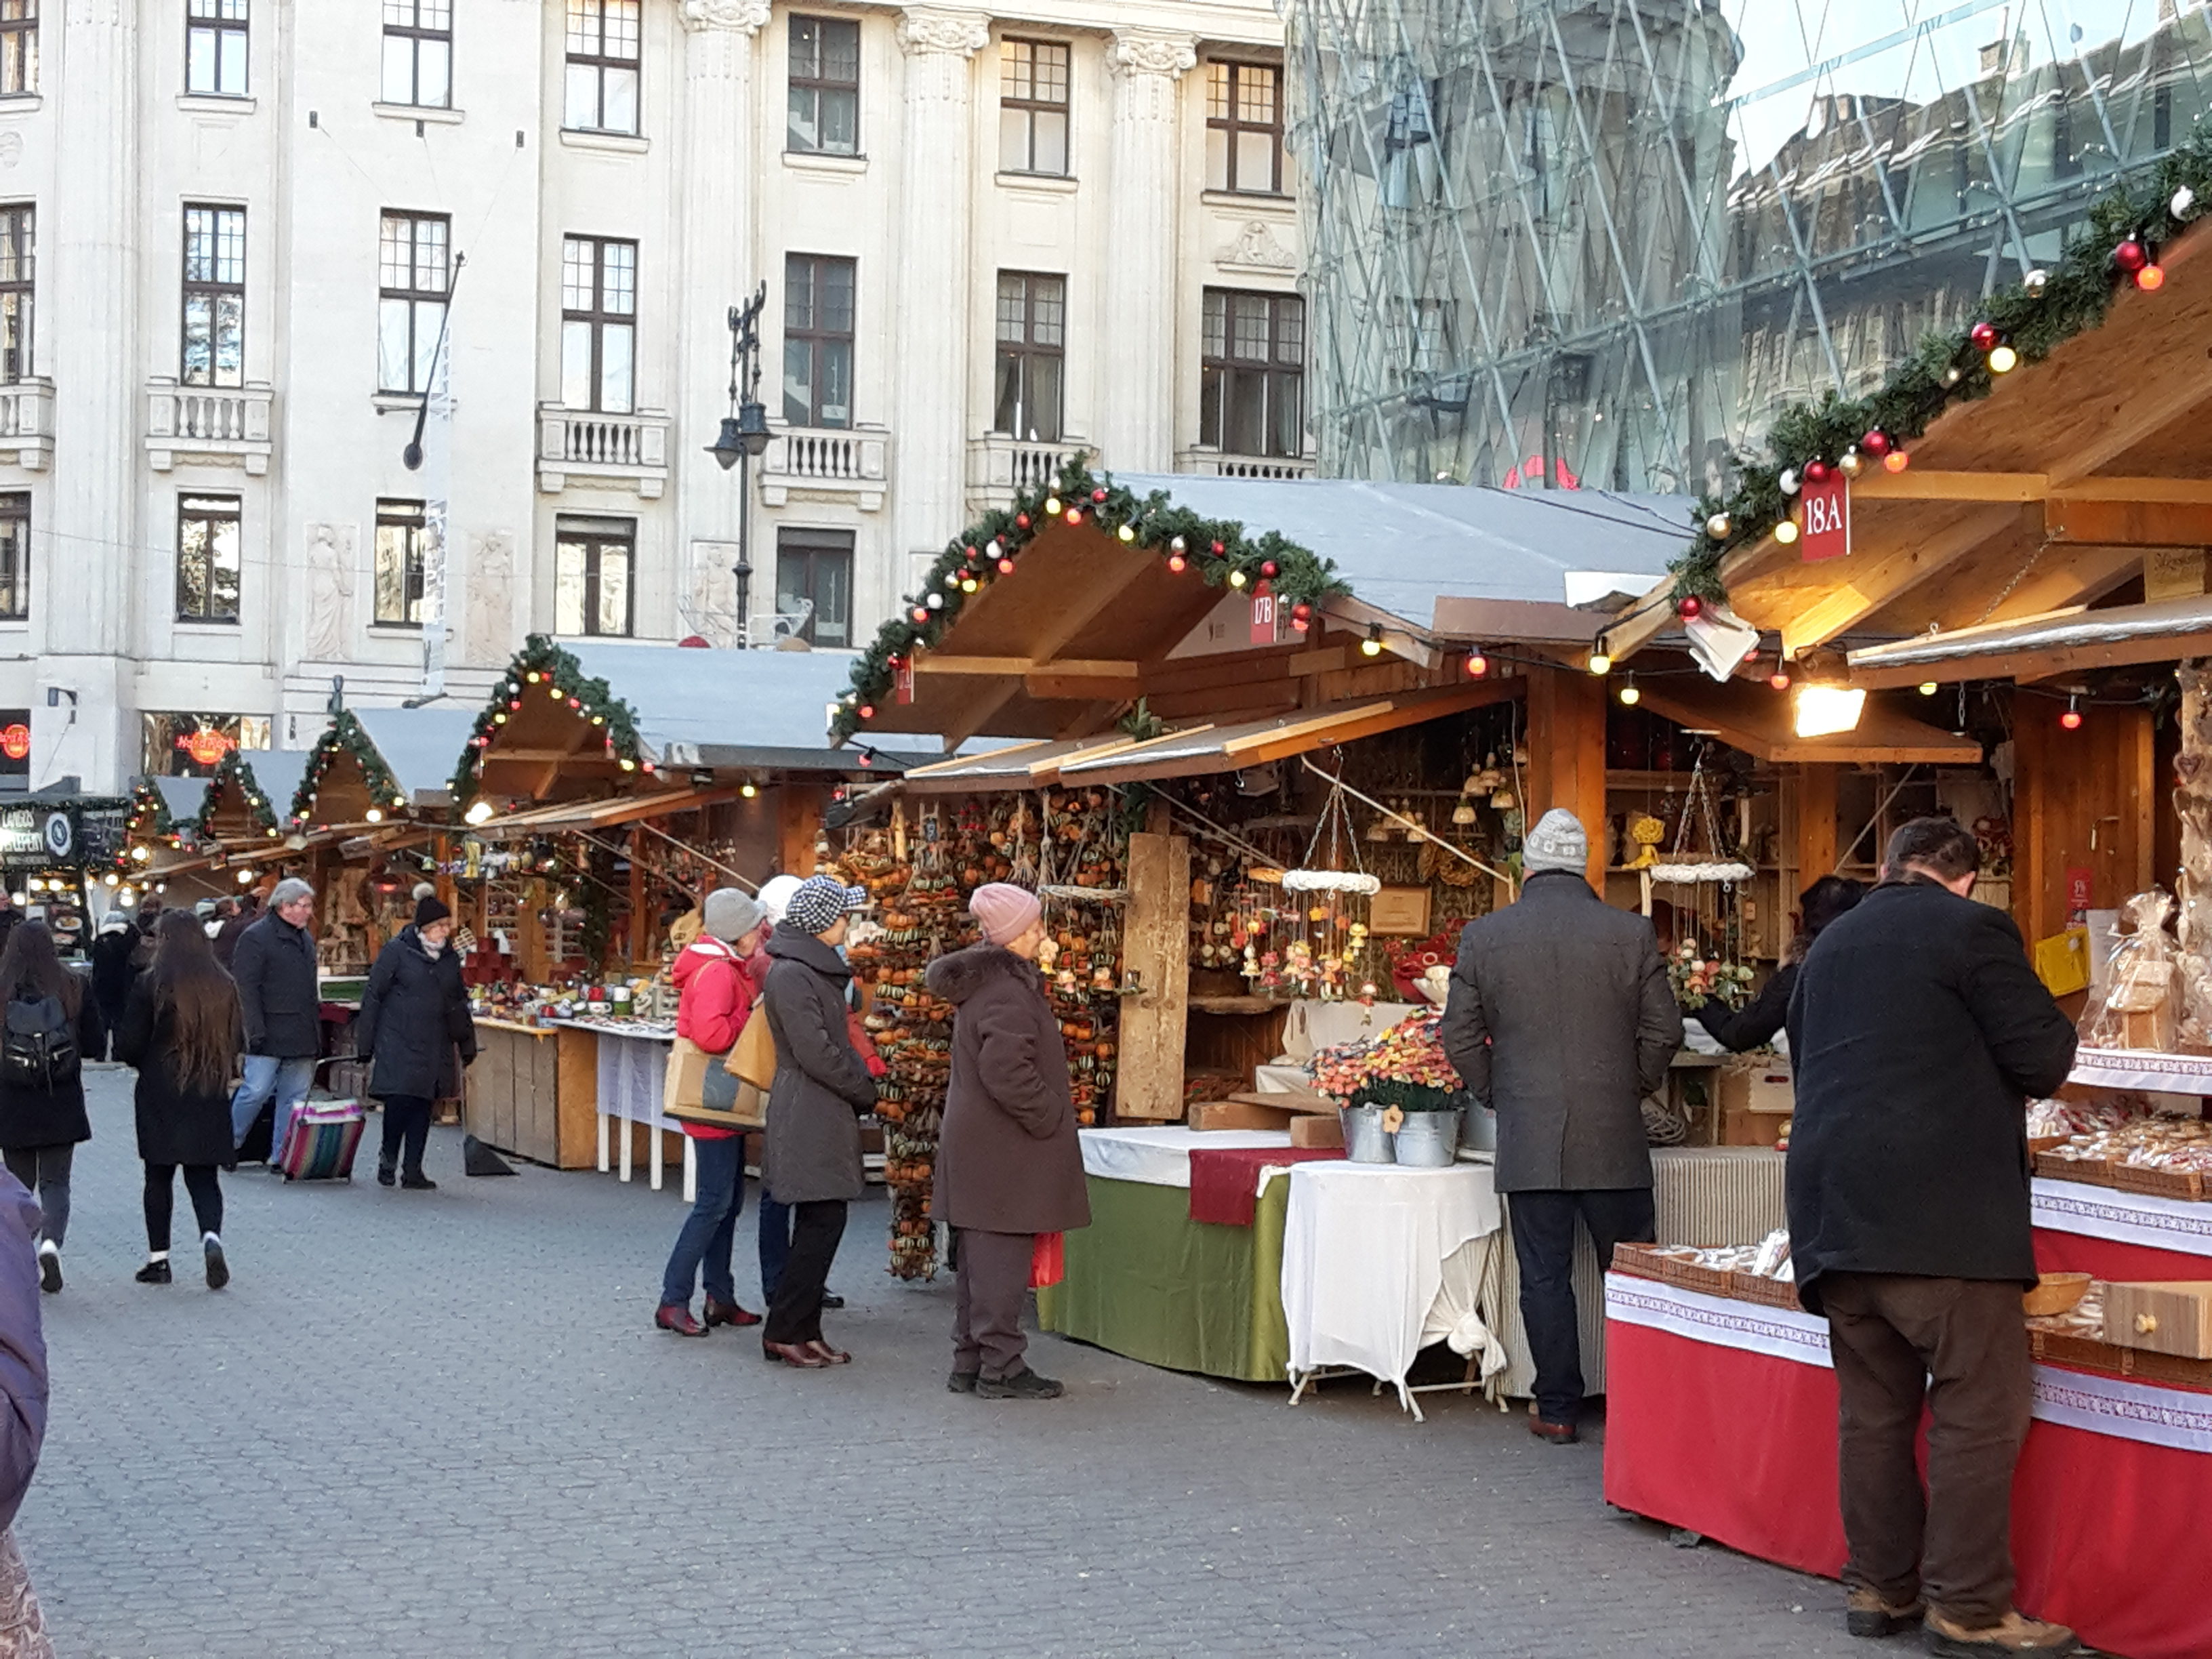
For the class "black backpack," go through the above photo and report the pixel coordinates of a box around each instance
[3,992,77,1090]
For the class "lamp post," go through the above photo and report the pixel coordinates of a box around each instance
[707,283,771,647]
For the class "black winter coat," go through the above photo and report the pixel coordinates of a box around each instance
[760,926,876,1205]
[0,1167,45,1534]
[926,945,1090,1235]
[0,979,101,1150]
[88,927,140,1015]
[1785,878,2077,1313]
[1694,963,1797,1053]
[231,914,321,1059]
[356,927,476,1102]
[1441,872,1680,1193]
[116,977,239,1168]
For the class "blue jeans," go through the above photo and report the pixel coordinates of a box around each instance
[230,1055,317,1158]
[758,1191,792,1302]
[661,1136,745,1309]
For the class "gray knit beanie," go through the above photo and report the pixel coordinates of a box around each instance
[1522,808,1591,876]
[702,886,765,944]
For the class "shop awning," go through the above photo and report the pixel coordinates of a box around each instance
[1633,677,1984,764]
[468,785,739,840]
[350,707,480,803]
[1847,595,2212,689]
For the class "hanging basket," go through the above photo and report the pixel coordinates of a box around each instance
[1281,869,1382,895]
[1648,860,1756,886]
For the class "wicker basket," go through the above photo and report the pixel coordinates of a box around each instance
[2034,1151,2110,1185]
[1726,1270,1803,1309]
[1611,1242,1732,1300]
[2106,1162,2207,1202]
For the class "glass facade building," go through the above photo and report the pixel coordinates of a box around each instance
[1286,1,2212,497]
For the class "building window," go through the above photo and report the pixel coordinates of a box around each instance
[0,493,25,621]
[1205,62,1282,195]
[0,207,30,383]
[787,16,858,155]
[559,236,635,413]
[781,253,853,430]
[1201,289,1304,458]
[0,1,36,98]
[775,528,852,647]
[554,516,633,637]
[381,0,450,108]
[177,493,242,623]
[182,205,245,388]
[994,271,1064,442]
[378,211,449,394]
[373,499,428,626]
[143,712,268,778]
[186,0,249,97]
[998,39,1068,175]
[564,0,638,135]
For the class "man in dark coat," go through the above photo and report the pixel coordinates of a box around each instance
[1786,817,2078,1656]
[926,884,1090,1401]
[213,893,257,971]
[1441,807,1679,1443]
[356,896,476,1190]
[0,1164,49,1644]
[227,878,322,1163]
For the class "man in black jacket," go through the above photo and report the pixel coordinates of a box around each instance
[1787,817,2078,1657]
[227,878,322,1164]
[1441,808,1680,1443]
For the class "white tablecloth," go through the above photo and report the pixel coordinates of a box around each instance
[1078,1126,1294,1191]
[595,1031,672,1128]
[1283,1161,1504,1410]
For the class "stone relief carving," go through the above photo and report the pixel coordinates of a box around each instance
[1219,219,1298,271]
[686,539,740,647]
[1107,33,1197,78]
[895,9,990,58]
[680,0,771,34]
[303,523,355,662]
[466,531,516,666]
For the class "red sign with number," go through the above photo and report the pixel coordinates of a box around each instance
[893,659,914,705]
[1799,476,1851,561]
[2066,865,2094,920]
[1250,584,1277,647]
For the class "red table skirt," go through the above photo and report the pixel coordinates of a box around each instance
[1603,1306,2212,1659]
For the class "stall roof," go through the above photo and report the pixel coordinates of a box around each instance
[152,775,209,822]
[468,784,741,840]
[1846,595,2212,689]
[237,750,311,818]
[1633,677,1984,764]
[351,707,480,800]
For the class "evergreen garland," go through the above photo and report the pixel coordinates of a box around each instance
[452,634,651,804]
[196,750,282,842]
[831,455,1350,743]
[291,710,409,827]
[110,779,176,875]
[1670,130,2212,611]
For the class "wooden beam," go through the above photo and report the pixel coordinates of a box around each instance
[1851,470,2049,503]
[1778,506,2024,657]
[2048,377,2212,488]
[912,654,1140,679]
[1025,674,1145,701]
[1027,564,1144,664]
[1793,764,1839,886]
[939,682,1023,752]
[1869,542,2140,640]
[1527,665,1607,887]
[2047,497,2212,547]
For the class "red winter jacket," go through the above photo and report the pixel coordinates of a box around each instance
[673,941,766,1141]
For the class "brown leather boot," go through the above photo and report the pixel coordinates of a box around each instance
[1923,1610,2078,1657]
[1843,1585,1922,1638]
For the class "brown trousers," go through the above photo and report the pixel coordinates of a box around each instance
[953,1228,1033,1381]
[1822,1272,2033,1626]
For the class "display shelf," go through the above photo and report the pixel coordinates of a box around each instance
[1188,994,1287,1015]
[2068,1047,2212,1095]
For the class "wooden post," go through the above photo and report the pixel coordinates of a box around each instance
[1113,830,1191,1120]
[1528,664,1608,886]
[1793,764,1839,889]
[776,785,821,877]
[627,848,649,971]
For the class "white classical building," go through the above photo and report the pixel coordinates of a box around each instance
[0,0,1307,793]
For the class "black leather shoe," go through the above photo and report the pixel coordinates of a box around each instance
[376,1164,396,1187]
[135,1259,172,1286]
[976,1366,1063,1399]
[821,1292,846,1310]
[401,1171,437,1190]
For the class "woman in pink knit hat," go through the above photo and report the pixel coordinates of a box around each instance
[924,883,1090,1399]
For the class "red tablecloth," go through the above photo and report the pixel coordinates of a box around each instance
[1603,1275,2212,1659]
[1186,1145,1342,1226]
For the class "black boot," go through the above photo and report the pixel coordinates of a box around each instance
[376,1161,397,1187]
[401,1170,437,1190]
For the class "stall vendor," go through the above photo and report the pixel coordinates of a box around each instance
[1693,876,1863,1053]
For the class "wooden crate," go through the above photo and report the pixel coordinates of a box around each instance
[2034,1152,2111,1185]
[2031,1324,2212,1391]
[2102,1281,2212,1359]
[2107,1162,2207,1202]
[1290,1113,1343,1149]
[1187,1099,1296,1132]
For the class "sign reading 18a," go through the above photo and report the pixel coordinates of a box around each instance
[1800,476,1851,562]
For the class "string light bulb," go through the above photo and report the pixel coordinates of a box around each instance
[1883,448,1910,474]
[1361,623,1384,658]
[2061,695,2083,731]
[1229,569,1248,589]
[1774,516,1801,545]
[1587,649,1613,676]
[1618,675,1641,706]
[1768,664,1793,691]
[740,783,758,799]
[1465,650,1488,678]
[1919,682,1940,697]
[1987,342,2019,374]
[1044,495,1061,515]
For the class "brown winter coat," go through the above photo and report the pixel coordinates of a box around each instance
[760,926,877,1205]
[924,944,1090,1235]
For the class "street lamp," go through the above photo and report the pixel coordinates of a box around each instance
[708,283,771,647]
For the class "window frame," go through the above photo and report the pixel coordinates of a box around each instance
[185,0,249,98]
[785,14,859,157]
[998,37,1069,176]
[558,235,636,414]
[0,205,30,384]
[380,0,451,110]
[773,527,853,647]
[1205,60,1284,196]
[553,515,636,638]
[377,209,450,396]
[1200,287,1305,460]
[180,203,246,390]
[0,492,26,622]
[781,251,855,430]
[176,492,243,624]
[563,0,640,136]
[992,269,1065,442]
[373,497,428,627]
[0,0,37,99]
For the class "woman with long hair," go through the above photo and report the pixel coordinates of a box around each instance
[1695,874,1866,1053]
[117,911,242,1288]
[0,920,101,1294]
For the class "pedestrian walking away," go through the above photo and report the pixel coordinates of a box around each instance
[117,912,244,1290]
[88,913,142,1063]
[1787,816,2080,1657]
[758,876,876,1369]
[1439,807,1679,1444]
[926,882,1090,1401]
[655,886,769,1338]
[228,878,322,1165]
[356,895,477,1191]
[213,892,258,972]
[0,1162,51,1656]
[0,922,102,1296]
[752,872,849,1313]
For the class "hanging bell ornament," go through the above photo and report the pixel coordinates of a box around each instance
[2023,267,2049,298]
[1778,468,1800,495]
[1838,447,1863,478]
[2173,186,2198,222]
[1704,511,1731,540]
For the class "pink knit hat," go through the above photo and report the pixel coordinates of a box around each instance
[969,882,1042,947]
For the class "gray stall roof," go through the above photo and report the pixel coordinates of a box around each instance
[352,707,480,800]
[1114,476,1694,624]
[152,775,210,823]
[237,749,311,816]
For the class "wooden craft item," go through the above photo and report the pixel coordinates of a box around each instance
[1290,1113,1345,1149]
[2022,1271,2091,1318]
[2102,1280,2212,1359]
[1187,1099,1296,1132]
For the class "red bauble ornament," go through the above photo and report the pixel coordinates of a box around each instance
[911,607,928,623]
[964,545,978,560]
[1015,512,1030,528]
[2114,238,2150,274]
[1261,560,1279,577]
[1091,488,1107,503]
[1861,430,1890,457]
[1211,541,1226,555]
[1803,459,1831,484]
[1676,594,1703,620]
[1291,601,1312,619]
[1969,321,1999,352]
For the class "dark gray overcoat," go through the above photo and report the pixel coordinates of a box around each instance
[760,926,877,1205]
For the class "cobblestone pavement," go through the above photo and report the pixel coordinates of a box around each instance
[19,1069,1866,1658]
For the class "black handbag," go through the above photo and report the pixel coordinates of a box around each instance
[701,1052,739,1113]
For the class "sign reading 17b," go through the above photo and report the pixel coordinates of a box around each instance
[1800,476,1851,562]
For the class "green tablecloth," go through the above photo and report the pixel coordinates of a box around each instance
[1036,1173,1290,1383]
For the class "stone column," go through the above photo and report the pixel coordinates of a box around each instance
[891,8,988,573]
[1101,31,1195,475]
[676,0,769,645]
[45,0,142,787]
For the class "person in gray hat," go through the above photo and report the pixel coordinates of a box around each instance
[1440,807,1679,1443]
[655,886,769,1337]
